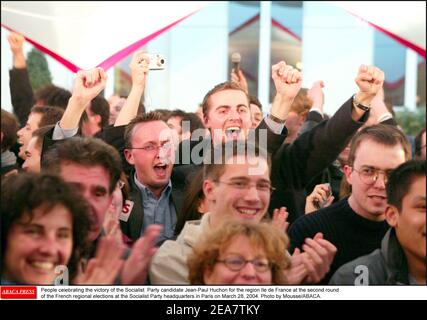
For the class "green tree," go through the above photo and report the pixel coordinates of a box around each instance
[27,48,52,92]
[395,107,426,136]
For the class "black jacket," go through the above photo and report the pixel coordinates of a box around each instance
[269,97,368,224]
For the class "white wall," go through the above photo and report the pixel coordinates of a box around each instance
[301,2,375,115]
[145,2,229,112]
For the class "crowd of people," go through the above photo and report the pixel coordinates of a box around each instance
[1,31,425,286]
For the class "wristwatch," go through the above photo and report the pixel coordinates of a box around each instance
[352,94,371,112]
[268,113,286,124]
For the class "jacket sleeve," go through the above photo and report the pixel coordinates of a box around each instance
[255,118,288,155]
[277,97,368,187]
[9,68,35,126]
[148,240,191,284]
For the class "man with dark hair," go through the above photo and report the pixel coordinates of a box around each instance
[22,125,55,172]
[34,85,72,110]
[16,105,64,161]
[42,136,123,240]
[288,124,412,283]
[80,95,110,137]
[42,135,161,284]
[248,95,263,129]
[1,109,20,176]
[330,160,425,285]
[167,109,205,142]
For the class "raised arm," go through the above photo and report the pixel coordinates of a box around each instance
[59,67,107,130]
[285,64,385,183]
[299,81,326,135]
[114,51,149,126]
[269,61,302,123]
[7,32,35,126]
[254,62,302,154]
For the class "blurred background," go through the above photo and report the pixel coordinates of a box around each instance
[2,1,425,134]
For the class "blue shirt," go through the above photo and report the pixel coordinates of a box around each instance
[134,174,177,245]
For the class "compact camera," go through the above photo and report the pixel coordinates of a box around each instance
[147,53,165,70]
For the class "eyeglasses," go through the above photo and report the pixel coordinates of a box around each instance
[127,141,173,153]
[352,167,392,185]
[216,255,270,273]
[214,180,275,193]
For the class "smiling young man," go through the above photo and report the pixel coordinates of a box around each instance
[288,124,412,283]
[149,140,337,285]
[330,160,425,285]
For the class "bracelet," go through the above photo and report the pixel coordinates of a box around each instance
[268,113,286,124]
[377,113,393,123]
[352,94,371,112]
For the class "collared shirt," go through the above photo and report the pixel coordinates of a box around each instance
[134,174,177,244]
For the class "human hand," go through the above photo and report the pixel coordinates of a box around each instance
[230,68,249,94]
[305,183,334,214]
[271,61,302,99]
[129,50,149,89]
[73,237,125,285]
[7,32,25,55]
[72,67,107,106]
[121,224,162,284]
[307,80,325,110]
[285,248,309,284]
[354,64,384,105]
[272,207,289,233]
[300,233,337,283]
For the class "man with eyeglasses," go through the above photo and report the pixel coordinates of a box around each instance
[120,111,184,246]
[149,140,337,284]
[288,124,412,284]
[330,160,426,285]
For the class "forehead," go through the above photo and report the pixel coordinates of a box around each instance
[17,205,72,228]
[220,155,269,179]
[59,162,110,187]
[167,116,182,127]
[354,139,406,169]
[222,235,265,255]
[28,112,43,126]
[131,120,172,143]
[209,89,248,110]
[250,104,262,115]
[404,176,426,201]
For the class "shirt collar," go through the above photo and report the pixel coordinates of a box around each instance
[134,172,172,199]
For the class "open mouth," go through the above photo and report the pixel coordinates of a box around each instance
[225,127,241,139]
[153,163,168,178]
